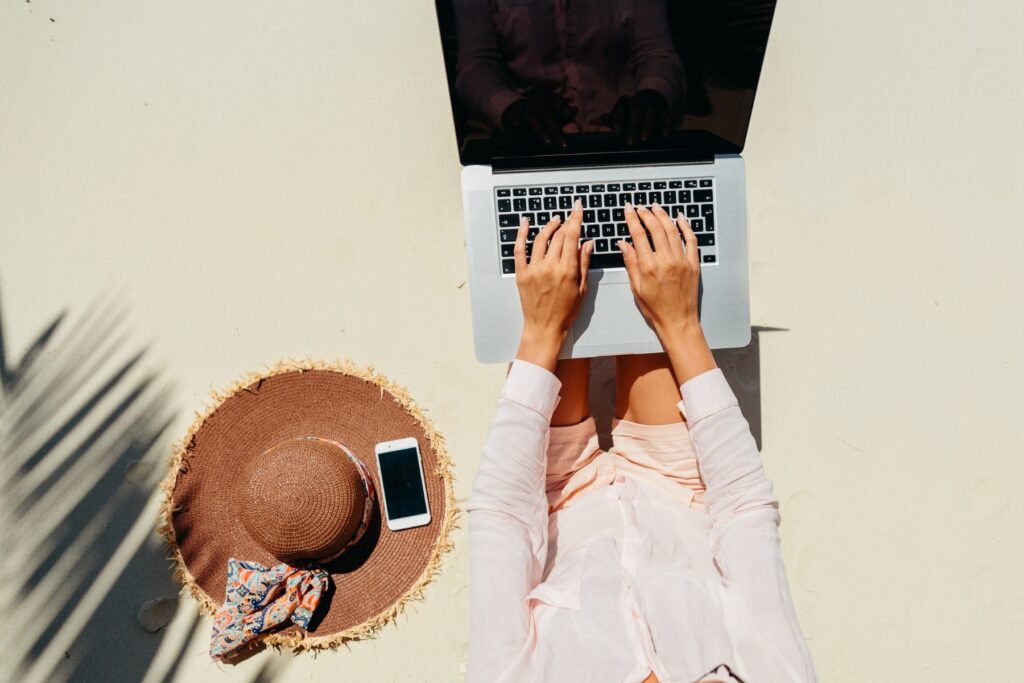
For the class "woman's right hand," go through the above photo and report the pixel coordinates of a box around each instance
[617,203,717,384]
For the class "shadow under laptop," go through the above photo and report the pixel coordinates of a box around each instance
[589,326,783,452]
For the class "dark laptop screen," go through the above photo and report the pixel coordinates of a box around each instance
[435,0,776,168]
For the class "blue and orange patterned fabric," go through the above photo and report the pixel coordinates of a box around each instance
[210,559,329,659]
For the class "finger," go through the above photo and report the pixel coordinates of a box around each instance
[641,105,657,142]
[523,110,553,148]
[617,239,639,282]
[624,202,653,260]
[637,205,670,255]
[609,99,628,137]
[578,239,594,293]
[536,104,568,149]
[651,203,684,257]
[677,213,699,268]
[514,217,529,271]
[660,110,673,138]
[561,200,584,262]
[627,99,643,147]
[532,214,562,261]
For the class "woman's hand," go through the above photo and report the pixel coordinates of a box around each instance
[514,200,593,372]
[617,203,717,384]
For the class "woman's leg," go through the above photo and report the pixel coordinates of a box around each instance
[551,357,591,426]
[614,352,684,425]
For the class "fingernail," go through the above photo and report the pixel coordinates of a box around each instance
[652,202,660,210]
[574,199,582,210]
[625,202,633,211]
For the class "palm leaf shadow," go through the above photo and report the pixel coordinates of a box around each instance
[0,285,288,682]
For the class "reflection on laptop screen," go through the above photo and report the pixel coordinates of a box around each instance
[435,0,777,166]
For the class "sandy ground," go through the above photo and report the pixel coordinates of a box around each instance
[1,2,1022,681]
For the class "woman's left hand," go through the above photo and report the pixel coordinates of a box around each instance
[514,200,592,371]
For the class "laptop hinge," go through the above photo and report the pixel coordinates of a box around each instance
[492,151,715,174]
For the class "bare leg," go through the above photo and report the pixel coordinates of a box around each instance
[614,352,684,425]
[551,358,591,426]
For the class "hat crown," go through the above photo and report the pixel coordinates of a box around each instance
[235,437,368,563]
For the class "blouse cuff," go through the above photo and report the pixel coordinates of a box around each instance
[677,368,738,423]
[503,360,562,420]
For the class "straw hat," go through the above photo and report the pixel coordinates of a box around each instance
[158,359,456,656]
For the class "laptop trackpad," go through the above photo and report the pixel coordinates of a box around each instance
[573,282,655,345]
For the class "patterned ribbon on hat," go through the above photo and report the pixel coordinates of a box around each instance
[209,437,377,659]
[210,558,329,659]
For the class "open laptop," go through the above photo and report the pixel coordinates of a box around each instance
[434,0,776,363]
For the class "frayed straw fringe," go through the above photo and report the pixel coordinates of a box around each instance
[157,357,459,653]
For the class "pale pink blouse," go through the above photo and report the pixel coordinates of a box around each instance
[468,361,816,682]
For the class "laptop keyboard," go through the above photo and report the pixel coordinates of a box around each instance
[494,178,718,275]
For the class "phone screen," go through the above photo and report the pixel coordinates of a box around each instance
[378,447,428,520]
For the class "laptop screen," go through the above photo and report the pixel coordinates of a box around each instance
[435,0,776,168]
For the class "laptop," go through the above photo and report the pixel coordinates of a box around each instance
[434,0,776,363]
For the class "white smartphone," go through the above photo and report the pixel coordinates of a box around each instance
[374,437,431,531]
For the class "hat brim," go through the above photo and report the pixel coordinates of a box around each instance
[158,359,457,652]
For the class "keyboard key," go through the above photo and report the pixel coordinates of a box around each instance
[680,190,691,202]
[501,243,515,257]
[592,184,606,192]
[687,205,700,218]
[616,223,629,236]
[587,195,601,208]
[544,196,557,210]
[700,179,713,187]
[669,180,682,188]
[703,253,716,263]
[596,238,609,252]
[497,199,511,212]
[623,182,637,191]
[701,204,715,217]
[633,192,647,205]
[705,214,715,230]
[604,194,617,207]
[670,206,684,218]
[497,188,510,197]
[684,180,698,188]
[690,219,704,232]
[586,225,600,238]
[583,209,596,222]
[501,258,515,274]
[638,182,652,190]
[513,188,527,196]
[513,198,526,211]
[694,190,713,202]
[559,196,572,209]
[500,229,518,242]
[654,181,667,189]
[560,185,574,194]
[588,252,626,270]
[522,212,536,224]
[598,209,610,222]
[607,183,621,191]
[499,214,520,228]
[663,190,677,204]
[612,208,625,221]
[529,187,543,195]
[696,234,715,246]
[528,227,540,239]
[619,193,631,205]
[529,197,542,210]
[552,211,565,222]
[537,211,551,224]
[649,191,662,204]
[601,223,615,237]
[575,185,590,193]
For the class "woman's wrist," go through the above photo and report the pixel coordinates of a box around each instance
[656,319,717,385]
[515,325,566,372]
